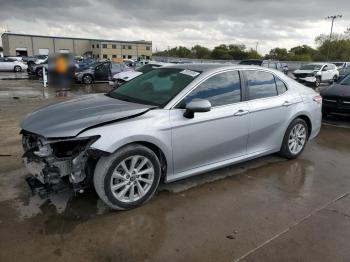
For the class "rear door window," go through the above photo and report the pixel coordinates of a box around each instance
[274,77,287,95]
[245,70,278,100]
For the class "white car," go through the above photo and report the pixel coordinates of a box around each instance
[0,57,28,72]
[293,63,339,87]
[8,56,23,61]
[110,62,171,87]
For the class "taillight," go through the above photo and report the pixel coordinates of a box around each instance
[313,95,322,104]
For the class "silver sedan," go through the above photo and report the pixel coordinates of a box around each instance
[21,64,322,210]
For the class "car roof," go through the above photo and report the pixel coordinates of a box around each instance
[163,63,236,72]
[162,63,271,73]
[241,59,263,62]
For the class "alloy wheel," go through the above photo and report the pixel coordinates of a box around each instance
[110,155,155,203]
[288,123,307,154]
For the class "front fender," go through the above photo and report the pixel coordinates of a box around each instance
[78,109,174,176]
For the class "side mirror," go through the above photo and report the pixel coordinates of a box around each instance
[183,99,211,119]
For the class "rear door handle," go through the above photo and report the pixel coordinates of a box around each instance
[282,101,293,107]
[234,109,249,116]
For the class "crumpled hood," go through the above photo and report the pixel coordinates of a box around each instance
[293,69,316,74]
[20,94,154,138]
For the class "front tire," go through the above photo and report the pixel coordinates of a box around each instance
[82,74,93,85]
[93,144,161,210]
[113,79,126,89]
[314,76,321,87]
[279,118,308,159]
[36,68,43,77]
[332,75,338,83]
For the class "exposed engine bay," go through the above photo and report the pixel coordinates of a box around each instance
[21,130,106,196]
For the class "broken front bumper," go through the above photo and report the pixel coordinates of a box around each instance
[21,131,101,194]
[296,76,316,84]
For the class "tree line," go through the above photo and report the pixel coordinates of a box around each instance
[153,29,350,61]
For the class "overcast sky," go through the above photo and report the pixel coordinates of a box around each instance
[1,0,349,54]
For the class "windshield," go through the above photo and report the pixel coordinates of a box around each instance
[300,64,322,70]
[333,62,344,67]
[340,74,350,85]
[136,64,161,74]
[340,67,350,74]
[108,68,200,107]
[88,62,103,68]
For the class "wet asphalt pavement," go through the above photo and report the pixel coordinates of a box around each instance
[0,77,350,262]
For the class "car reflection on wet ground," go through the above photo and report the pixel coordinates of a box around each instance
[0,79,350,262]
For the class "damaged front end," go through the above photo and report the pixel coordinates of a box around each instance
[21,131,106,197]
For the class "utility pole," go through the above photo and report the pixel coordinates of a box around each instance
[255,42,259,58]
[326,15,342,60]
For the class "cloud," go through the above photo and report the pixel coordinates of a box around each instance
[0,0,349,54]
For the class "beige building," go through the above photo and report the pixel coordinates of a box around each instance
[1,33,152,60]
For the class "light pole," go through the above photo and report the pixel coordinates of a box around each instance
[326,15,342,60]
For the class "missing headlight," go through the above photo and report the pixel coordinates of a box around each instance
[50,136,100,159]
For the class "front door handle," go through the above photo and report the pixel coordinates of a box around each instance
[282,101,293,107]
[234,109,249,116]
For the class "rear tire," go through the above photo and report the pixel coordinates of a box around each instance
[93,144,161,210]
[14,66,22,72]
[279,118,309,159]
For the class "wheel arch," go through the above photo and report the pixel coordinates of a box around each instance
[113,141,168,179]
[14,65,22,71]
[82,73,94,83]
[291,114,312,138]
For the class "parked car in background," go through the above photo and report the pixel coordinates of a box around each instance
[0,57,28,72]
[293,63,339,87]
[281,63,289,75]
[7,56,24,62]
[21,64,321,210]
[332,62,350,70]
[23,55,48,66]
[239,59,288,74]
[75,61,131,84]
[75,57,95,69]
[27,58,48,77]
[321,73,350,117]
[110,62,171,88]
[34,56,48,65]
[338,67,350,81]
